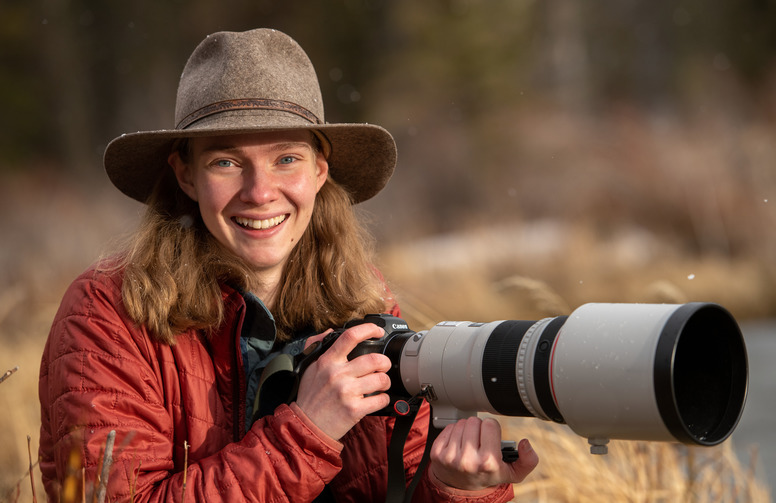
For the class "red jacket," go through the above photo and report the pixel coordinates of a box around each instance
[39,267,514,502]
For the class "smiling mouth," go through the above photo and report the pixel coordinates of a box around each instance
[234,215,287,230]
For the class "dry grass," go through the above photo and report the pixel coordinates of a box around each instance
[502,416,770,502]
[0,339,47,501]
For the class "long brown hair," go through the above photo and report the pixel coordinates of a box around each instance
[108,146,391,344]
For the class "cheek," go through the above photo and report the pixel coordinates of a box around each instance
[192,182,235,230]
[299,182,322,216]
[194,175,234,208]
[287,172,323,208]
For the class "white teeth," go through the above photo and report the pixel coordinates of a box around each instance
[234,215,286,230]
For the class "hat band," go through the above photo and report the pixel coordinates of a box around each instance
[176,98,322,129]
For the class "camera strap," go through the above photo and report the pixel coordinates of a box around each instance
[385,389,441,503]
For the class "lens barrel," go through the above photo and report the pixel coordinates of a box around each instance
[397,302,748,449]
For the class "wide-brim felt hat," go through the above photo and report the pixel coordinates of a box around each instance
[104,28,396,204]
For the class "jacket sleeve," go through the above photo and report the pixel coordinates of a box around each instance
[39,271,344,503]
[399,401,515,503]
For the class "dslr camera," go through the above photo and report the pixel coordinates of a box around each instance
[296,302,748,454]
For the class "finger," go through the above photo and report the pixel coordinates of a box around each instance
[459,417,500,473]
[460,417,484,458]
[348,367,392,395]
[430,423,455,460]
[436,418,470,464]
[447,418,469,450]
[479,417,503,452]
[347,352,392,376]
[359,392,392,415]
[474,418,505,471]
[324,323,385,360]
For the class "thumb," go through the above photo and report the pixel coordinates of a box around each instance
[304,329,334,350]
[508,439,539,483]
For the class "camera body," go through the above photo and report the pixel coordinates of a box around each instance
[308,313,419,410]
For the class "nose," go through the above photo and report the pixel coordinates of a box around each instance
[240,165,279,205]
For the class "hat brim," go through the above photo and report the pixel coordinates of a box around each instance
[104,117,396,205]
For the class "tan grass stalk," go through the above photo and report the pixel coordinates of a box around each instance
[181,441,189,503]
[91,447,104,503]
[26,435,38,503]
[130,460,141,503]
[7,482,20,503]
[493,276,570,316]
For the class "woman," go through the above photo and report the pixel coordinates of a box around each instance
[38,28,538,502]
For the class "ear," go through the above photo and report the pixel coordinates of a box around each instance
[314,155,329,193]
[168,151,198,201]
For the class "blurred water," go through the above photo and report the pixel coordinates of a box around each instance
[731,320,776,491]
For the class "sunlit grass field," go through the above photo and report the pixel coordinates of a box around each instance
[1,108,773,501]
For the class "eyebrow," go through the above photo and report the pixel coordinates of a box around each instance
[199,141,313,155]
[268,142,314,153]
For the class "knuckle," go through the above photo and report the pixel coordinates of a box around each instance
[482,417,501,431]
[333,382,350,399]
[337,329,359,346]
[465,416,482,426]
[479,457,500,473]
[315,360,339,380]
[460,459,479,473]
[316,350,336,367]
[337,325,361,342]
[343,401,362,419]
[432,449,457,466]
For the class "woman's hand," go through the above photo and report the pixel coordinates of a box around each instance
[429,416,539,491]
[295,323,391,440]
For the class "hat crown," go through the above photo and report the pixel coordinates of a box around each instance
[175,29,325,129]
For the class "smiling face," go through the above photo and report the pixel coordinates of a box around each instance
[169,130,329,290]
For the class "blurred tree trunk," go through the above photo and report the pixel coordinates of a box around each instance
[539,0,590,113]
[39,0,96,176]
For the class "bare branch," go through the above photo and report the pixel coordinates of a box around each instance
[0,366,19,384]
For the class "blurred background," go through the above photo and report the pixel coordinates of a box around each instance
[1,0,774,501]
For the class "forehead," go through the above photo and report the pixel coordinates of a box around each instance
[190,130,316,153]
